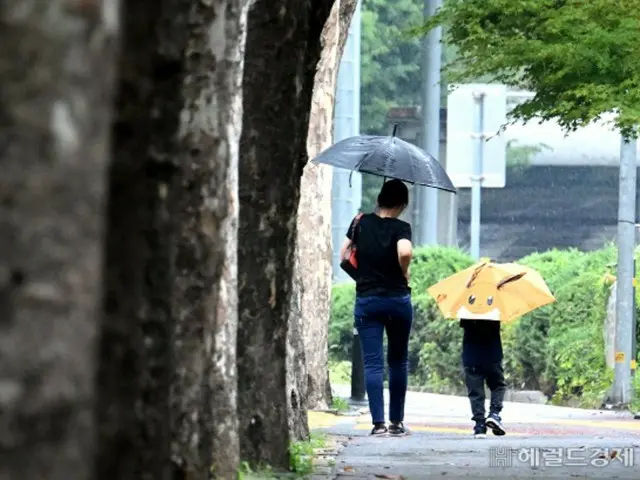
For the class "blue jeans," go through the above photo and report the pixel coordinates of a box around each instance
[354,294,413,425]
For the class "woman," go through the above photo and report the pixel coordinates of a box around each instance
[341,179,413,436]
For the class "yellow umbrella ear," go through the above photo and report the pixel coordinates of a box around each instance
[497,272,527,290]
[465,262,488,288]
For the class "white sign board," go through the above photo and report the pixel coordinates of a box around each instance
[446,83,507,188]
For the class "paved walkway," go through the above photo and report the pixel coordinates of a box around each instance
[308,386,640,479]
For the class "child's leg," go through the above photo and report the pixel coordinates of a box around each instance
[464,365,486,423]
[486,362,507,415]
[485,362,507,436]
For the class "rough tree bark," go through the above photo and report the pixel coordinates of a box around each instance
[237,0,337,469]
[95,1,248,479]
[0,1,119,479]
[169,2,249,478]
[295,0,359,411]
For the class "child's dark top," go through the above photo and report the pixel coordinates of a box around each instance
[459,319,503,367]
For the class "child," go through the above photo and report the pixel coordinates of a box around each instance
[460,318,507,438]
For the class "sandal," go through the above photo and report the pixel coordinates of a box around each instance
[371,423,388,435]
[389,422,409,436]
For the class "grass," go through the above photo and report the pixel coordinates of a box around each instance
[330,396,350,412]
[237,432,329,479]
[237,461,275,479]
[289,432,328,477]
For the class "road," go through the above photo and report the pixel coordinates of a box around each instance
[308,386,640,479]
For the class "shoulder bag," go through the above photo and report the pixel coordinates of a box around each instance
[340,213,364,280]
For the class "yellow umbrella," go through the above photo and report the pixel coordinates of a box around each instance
[427,261,556,323]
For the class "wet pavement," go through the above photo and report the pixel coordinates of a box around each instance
[309,386,640,479]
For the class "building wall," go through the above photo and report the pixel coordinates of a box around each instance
[387,109,638,259]
[456,165,640,260]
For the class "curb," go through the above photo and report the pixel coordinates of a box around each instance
[310,435,350,480]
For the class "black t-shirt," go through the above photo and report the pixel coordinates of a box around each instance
[460,319,503,367]
[346,213,412,298]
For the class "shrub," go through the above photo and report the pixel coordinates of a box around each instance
[328,242,638,407]
[328,360,352,385]
[408,247,474,389]
[328,246,474,392]
[502,247,618,400]
[328,282,356,362]
[545,269,613,406]
[508,249,588,391]
[632,374,640,412]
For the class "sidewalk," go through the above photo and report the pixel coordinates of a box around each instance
[309,386,640,479]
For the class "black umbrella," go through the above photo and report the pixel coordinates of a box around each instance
[311,127,456,193]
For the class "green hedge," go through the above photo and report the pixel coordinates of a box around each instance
[329,247,473,372]
[329,244,640,407]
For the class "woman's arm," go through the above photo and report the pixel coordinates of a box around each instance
[397,238,412,281]
[340,237,352,260]
[396,222,413,281]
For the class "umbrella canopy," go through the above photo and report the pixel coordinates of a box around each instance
[427,261,556,323]
[311,133,456,193]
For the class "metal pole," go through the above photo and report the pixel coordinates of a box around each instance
[633,258,637,379]
[350,327,366,402]
[613,136,637,405]
[331,1,362,282]
[418,0,442,245]
[470,92,485,260]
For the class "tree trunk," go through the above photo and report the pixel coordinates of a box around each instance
[0,1,119,479]
[96,1,248,479]
[295,0,359,411]
[170,1,249,478]
[237,0,336,469]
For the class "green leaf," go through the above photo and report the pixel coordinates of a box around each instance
[413,0,640,138]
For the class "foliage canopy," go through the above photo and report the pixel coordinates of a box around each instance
[417,0,640,138]
[361,0,423,134]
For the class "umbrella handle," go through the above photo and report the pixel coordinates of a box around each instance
[392,124,398,136]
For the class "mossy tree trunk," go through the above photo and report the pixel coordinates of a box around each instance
[237,0,337,469]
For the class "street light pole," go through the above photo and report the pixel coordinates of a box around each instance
[418,0,442,245]
[469,92,485,260]
[612,136,637,405]
[350,326,366,402]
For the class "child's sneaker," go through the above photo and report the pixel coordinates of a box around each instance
[473,423,487,439]
[485,413,506,436]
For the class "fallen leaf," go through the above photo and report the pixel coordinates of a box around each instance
[611,450,619,460]
[343,466,354,472]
